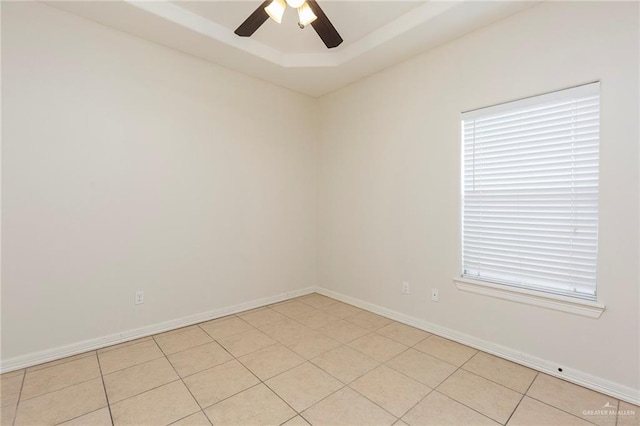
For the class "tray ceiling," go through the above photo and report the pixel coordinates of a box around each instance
[46,1,537,96]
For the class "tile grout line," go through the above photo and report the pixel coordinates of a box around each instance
[278,413,300,426]
[272,325,373,383]
[214,298,356,355]
[144,333,271,421]
[255,313,428,422]
[380,340,449,385]
[168,340,317,426]
[101,354,167,379]
[523,393,608,426]
[32,356,108,425]
[200,296,380,422]
[444,347,603,426]
[380,335,453,423]
[193,381,264,413]
[308,345,380,385]
[457,361,533,396]
[195,325,283,364]
[10,370,26,426]
[433,368,520,425]
[94,354,115,426]
[503,371,539,425]
[156,337,219,360]
[214,302,330,417]
[247,365,307,419]
[295,383,348,421]
[159,318,312,423]
[402,333,538,425]
[52,407,108,426]
[98,341,166,375]
[13,375,102,404]
[409,334,470,366]
[299,354,431,426]
[95,351,222,421]
[20,351,96,375]
[523,372,615,426]
[375,342,444,424]
[417,344,505,425]
[96,337,154,355]
[392,388,435,425]
[150,334,202,421]
[340,337,437,420]
[505,367,621,426]
[166,410,207,426]
[13,356,106,404]
[344,381,406,422]
[276,298,373,335]
[281,345,402,423]
[316,320,371,343]
[198,329,302,423]
[107,377,185,408]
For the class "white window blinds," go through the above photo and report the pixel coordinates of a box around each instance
[461,83,600,300]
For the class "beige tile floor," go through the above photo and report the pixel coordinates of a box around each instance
[1,293,638,426]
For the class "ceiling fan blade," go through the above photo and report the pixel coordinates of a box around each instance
[306,0,343,49]
[234,0,272,37]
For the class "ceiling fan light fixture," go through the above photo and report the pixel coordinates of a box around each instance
[297,2,317,27]
[265,0,286,24]
[236,0,342,48]
[286,0,305,8]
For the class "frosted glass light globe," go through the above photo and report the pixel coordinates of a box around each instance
[286,0,305,8]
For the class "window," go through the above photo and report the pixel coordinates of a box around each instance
[461,83,600,301]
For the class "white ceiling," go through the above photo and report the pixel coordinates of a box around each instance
[46,1,537,97]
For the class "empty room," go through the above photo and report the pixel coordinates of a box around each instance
[1,0,638,425]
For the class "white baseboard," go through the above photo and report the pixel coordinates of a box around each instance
[3,284,638,406]
[0,286,315,373]
[315,287,640,406]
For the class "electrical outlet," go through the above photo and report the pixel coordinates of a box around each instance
[135,291,144,305]
[402,282,410,294]
[431,288,439,302]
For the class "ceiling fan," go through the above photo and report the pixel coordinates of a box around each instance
[234,0,343,49]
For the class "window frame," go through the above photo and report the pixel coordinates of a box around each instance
[455,82,605,317]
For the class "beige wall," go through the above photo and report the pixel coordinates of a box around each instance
[1,2,317,359]
[317,1,639,395]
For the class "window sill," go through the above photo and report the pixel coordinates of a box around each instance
[453,277,605,318]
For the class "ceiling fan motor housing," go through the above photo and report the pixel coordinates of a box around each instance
[234,0,343,49]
